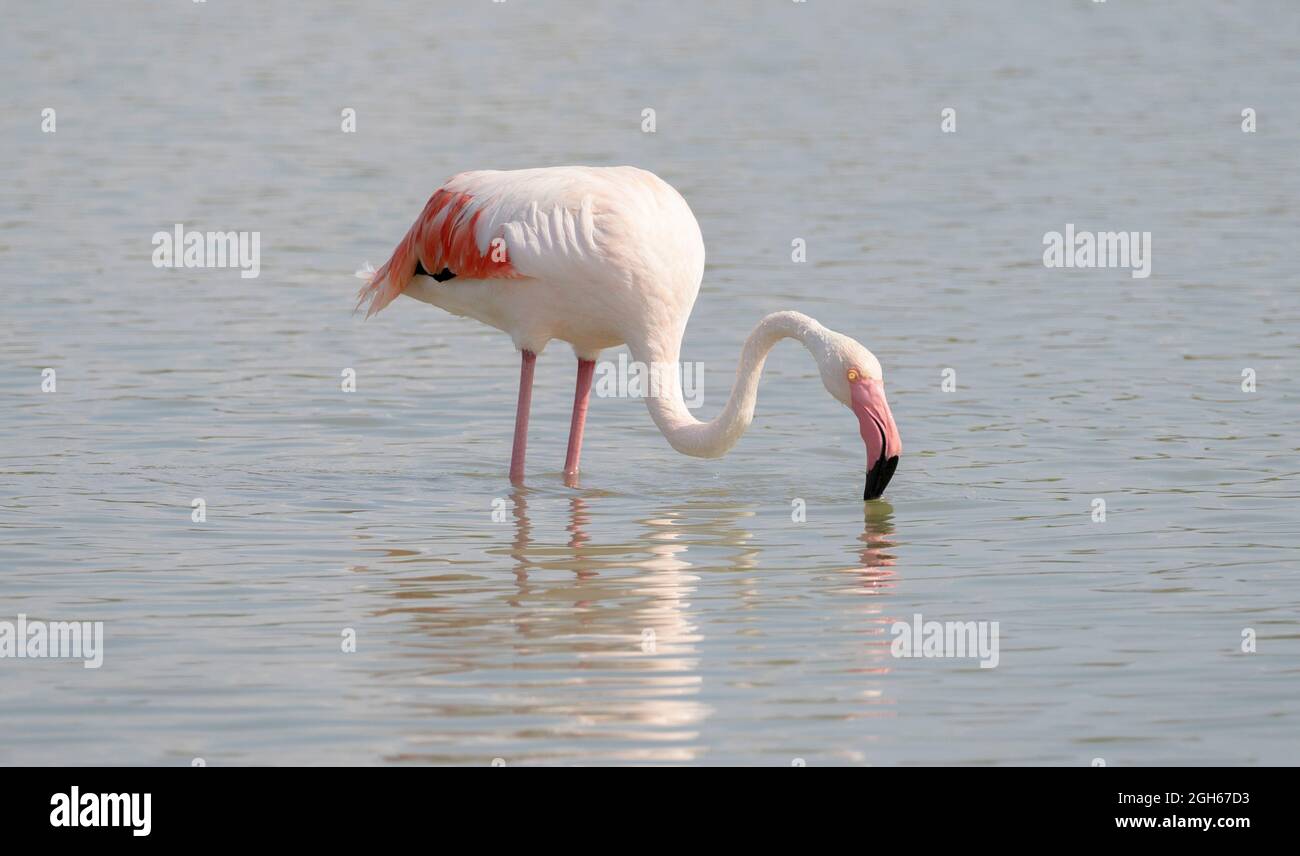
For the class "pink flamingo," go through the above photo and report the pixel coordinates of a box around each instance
[357,166,901,499]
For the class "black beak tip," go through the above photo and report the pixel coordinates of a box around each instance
[863,455,900,501]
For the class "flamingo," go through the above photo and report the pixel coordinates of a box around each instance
[356,166,901,500]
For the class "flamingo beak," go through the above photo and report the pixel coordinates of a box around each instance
[852,378,901,501]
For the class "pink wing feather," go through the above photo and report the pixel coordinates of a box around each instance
[358,166,638,318]
[356,182,522,318]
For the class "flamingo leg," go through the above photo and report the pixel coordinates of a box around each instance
[563,358,597,484]
[509,350,537,484]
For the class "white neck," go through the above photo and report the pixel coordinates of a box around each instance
[629,310,834,458]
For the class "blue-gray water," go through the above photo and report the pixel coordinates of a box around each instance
[1,1,1298,765]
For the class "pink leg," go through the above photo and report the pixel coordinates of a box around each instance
[509,350,536,484]
[563,358,597,483]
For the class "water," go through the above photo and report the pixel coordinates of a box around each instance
[1,0,1298,765]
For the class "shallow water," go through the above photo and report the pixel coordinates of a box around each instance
[1,1,1298,765]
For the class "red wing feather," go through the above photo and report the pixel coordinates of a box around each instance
[357,188,520,318]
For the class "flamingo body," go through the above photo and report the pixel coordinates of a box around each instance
[359,166,901,498]
[360,166,704,360]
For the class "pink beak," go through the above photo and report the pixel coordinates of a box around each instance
[852,378,902,500]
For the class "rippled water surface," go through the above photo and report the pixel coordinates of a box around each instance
[2,1,1298,765]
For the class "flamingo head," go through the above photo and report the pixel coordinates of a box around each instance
[816,333,902,501]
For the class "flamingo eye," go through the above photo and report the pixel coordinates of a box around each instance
[847,369,859,382]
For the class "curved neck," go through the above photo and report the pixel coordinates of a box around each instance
[629,310,832,458]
